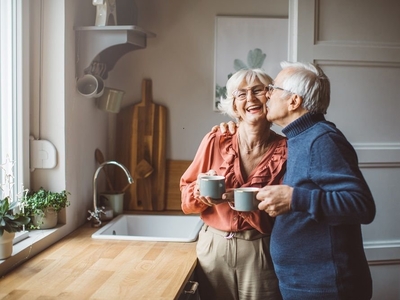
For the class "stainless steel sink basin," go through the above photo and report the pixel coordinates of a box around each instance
[91,214,203,242]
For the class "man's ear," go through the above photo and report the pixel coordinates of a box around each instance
[288,94,303,111]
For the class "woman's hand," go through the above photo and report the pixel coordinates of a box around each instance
[194,170,216,206]
[211,121,238,135]
[197,189,234,207]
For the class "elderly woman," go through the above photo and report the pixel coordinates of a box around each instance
[180,69,287,300]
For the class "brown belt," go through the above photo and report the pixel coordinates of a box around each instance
[203,224,270,241]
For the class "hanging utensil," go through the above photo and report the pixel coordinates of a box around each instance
[121,159,153,193]
[134,159,154,179]
[94,148,115,192]
[115,79,167,211]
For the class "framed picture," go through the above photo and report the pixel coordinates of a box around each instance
[214,16,288,111]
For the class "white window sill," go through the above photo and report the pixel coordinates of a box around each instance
[13,231,30,244]
[0,226,63,275]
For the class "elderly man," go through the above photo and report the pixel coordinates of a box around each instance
[256,61,375,300]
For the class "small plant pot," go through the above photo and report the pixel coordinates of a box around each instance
[0,231,15,259]
[32,207,58,229]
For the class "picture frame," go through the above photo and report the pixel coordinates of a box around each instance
[214,16,288,111]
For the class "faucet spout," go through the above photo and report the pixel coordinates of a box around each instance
[88,160,134,227]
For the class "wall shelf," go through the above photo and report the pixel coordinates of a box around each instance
[74,25,156,79]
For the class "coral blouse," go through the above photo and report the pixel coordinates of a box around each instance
[180,130,287,234]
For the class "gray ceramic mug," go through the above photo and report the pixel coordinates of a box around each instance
[76,74,104,98]
[230,187,260,212]
[199,175,226,199]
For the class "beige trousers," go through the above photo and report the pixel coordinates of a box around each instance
[195,225,282,300]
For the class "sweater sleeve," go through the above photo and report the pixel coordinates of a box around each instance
[291,132,376,225]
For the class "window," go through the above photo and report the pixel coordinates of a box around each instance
[0,0,36,270]
[0,0,29,199]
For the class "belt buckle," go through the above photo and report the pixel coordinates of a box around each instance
[225,232,235,239]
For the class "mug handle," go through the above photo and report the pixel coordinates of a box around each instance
[228,201,238,211]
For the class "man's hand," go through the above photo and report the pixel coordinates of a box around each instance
[257,185,293,217]
[211,121,238,134]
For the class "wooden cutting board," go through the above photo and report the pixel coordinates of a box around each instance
[115,79,167,211]
[165,160,192,211]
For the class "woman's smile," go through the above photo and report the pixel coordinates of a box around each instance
[246,104,263,113]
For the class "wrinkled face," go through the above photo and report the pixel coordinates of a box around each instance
[233,79,267,125]
[265,69,293,127]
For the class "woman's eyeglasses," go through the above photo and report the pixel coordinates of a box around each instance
[232,85,266,101]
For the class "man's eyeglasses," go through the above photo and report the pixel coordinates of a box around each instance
[267,84,292,94]
[232,85,266,101]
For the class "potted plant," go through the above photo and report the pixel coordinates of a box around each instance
[0,197,30,259]
[24,188,70,229]
[0,156,31,259]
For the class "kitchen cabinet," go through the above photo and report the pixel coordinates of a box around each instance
[74,25,156,79]
[178,270,200,300]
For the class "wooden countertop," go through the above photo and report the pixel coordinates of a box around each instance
[0,223,198,299]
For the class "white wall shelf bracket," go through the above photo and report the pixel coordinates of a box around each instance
[74,25,156,79]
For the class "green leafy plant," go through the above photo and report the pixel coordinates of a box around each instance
[24,188,70,229]
[0,156,30,236]
[0,197,30,236]
[233,48,266,70]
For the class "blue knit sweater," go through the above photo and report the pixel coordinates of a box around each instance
[271,113,375,300]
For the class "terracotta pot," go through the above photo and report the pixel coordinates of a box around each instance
[32,207,58,229]
[0,231,15,259]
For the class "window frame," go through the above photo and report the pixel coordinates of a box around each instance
[0,0,30,200]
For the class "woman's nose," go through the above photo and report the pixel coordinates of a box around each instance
[246,91,257,101]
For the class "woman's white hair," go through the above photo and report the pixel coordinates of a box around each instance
[218,69,273,120]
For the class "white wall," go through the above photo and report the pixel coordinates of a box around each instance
[29,1,66,197]
[30,0,111,232]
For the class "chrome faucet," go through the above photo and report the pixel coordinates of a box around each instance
[88,160,134,227]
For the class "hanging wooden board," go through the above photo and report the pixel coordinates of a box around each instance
[165,160,192,211]
[115,79,167,211]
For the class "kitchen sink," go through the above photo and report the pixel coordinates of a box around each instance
[91,214,203,242]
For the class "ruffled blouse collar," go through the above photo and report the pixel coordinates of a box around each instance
[218,130,287,187]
